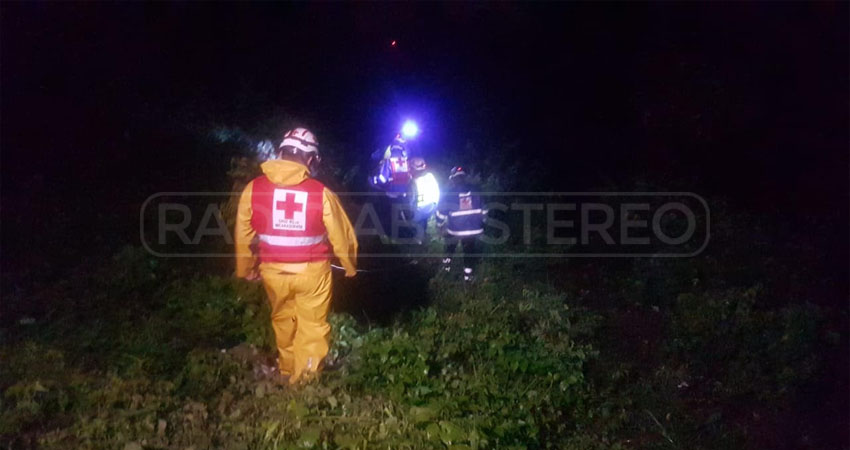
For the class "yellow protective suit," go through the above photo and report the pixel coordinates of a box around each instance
[235,159,358,384]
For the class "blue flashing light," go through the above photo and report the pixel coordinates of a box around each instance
[401,120,419,138]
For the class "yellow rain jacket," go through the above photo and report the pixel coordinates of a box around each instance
[235,159,358,383]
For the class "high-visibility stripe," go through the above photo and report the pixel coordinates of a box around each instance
[259,234,326,247]
[449,208,482,217]
[414,172,440,207]
[435,211,447,220]
[447,228,483,236]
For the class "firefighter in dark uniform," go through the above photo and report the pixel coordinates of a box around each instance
[436,166,487,282]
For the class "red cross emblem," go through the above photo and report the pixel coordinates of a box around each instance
[275,192,304,219]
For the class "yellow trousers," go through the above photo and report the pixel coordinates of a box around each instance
[260,264,332,384]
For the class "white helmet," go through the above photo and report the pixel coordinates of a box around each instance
[280,127,319,154]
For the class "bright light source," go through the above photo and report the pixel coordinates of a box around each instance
[401,120,419,138]
[391,40,397,47]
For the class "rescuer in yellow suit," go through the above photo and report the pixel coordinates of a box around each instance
[235,127,358,384]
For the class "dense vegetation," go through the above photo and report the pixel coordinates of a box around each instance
[2,198,845,449]
[2,117,846,450]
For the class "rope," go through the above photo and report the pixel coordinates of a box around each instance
[330,262,417,273]
[330,264,371,273]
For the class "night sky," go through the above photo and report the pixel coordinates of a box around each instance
[1,3,847,253]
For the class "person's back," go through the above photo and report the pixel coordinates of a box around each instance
[403,157,441,245]
[235,127,358,384]
[437,167,486,282]
[410,157,440,216]
[438,177,484,237]
[370,141,410,193]
[388,146,410,180]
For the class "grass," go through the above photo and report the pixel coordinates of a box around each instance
[0,211,844,449]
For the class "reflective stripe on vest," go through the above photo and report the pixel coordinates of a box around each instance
[447,228,483,236]
[449,208,482,217]
[258,234,326,247]
[414,172,440,208]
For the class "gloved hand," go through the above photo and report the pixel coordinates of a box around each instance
[242,269,261,282]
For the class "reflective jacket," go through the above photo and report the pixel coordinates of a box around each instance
[250,175,329,263]
[437,183,486,236]
[412,171,440,214]
[235,160,358,276]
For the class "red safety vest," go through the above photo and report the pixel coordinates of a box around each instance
[389,156,410,184]
[250,175,330,263]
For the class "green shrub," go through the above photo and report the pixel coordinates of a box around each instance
[670,286,821,402]
[1,234,837,449]
[340,283,600,448]
[163,276,271,352]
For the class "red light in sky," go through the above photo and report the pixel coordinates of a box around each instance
[391,40,397,47]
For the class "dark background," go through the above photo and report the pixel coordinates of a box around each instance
[0,4,847,447]
[1,4,847,301]
[3,2,847,284]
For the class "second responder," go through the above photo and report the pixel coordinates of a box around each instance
[235,127,358,385]
[369,137,412,241]
[408,157,440,245]
[369,136,411,195]
[437,166,487,282]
